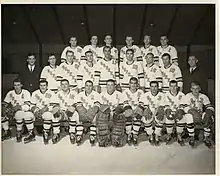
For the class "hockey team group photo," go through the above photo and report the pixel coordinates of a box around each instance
[1,4,216,175]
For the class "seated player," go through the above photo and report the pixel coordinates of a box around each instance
[30,80,55,144]
[2,78,35,143]
[98,79,125,147]
[161,53,183,93]
[120,49,144,91]
[56,50,79,92]
[94,46,120,93]
[74,80,101,146]
[50,79,79,144]
[77,51,96,92]
[121,77,145,146]
[143,53,162,92]
[119,36,142,63]
[184,81,215,148]
[139,81,166,146]
[164,80,195,146]
[40,53,59,93]
[60,36,82,63]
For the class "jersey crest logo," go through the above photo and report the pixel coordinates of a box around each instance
[77,48,82,53]
[21,94,24,99]
[132,64,138,69]
[45,93,52,99]
[170,68,175,73]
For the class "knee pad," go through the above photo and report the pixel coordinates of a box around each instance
[24,111,35,121]
[14,111,25,120]
[184,113,194,124]
[42,112,53,121]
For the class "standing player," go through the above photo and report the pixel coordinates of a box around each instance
[119,36,142,63]
[94,46,120,93]
[139,81,166,146]
[3,78,35,143]
[122,77,145,145]
[164,80,195,146]
[50,79,79,144]
[56,50,79,92]
[160,53,183,93]
[120,49,144,91]
[99,79,125,147]
[184,82,214,148]
[99,34,118,63]
[143,53,162,92]
[157,34,178,67]
[40,53,59,93]
[61,36,82,63]
[140,35,159,66]
[74,80,101,146]
[81,36,102,63]
[77,51,96,92]
[30,80,55,144]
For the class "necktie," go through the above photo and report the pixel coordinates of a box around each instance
[190,68,193,73]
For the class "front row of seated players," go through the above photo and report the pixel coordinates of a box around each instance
[2,78,214,148]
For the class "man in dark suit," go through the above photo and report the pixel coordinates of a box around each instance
[19,53,41,93]
[183,55,208,94]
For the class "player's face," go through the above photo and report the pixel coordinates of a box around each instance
[69,37,77,46]
[162,55,171,67]
[191,85,201,96]
[188,56,198,67]
[160,36,168,46]
[61,81,69,92]
[66,52,74,63]
[125,37,133,46]
[150,83,158,95]
[91,36,98,45]
[14,82,22,93]
[85,82,93,94]
[39,83,48,93]
[27,55,36,66]
[104,35,112,45]
[103,47,111,58]
[126,51,134,61]
[170,83,178,94]
[48,55,56,66]
[107,82,115,94]
[144,35,151,45]
[129,79,138,91]
[146,54,154,65]
[86,52,93,62]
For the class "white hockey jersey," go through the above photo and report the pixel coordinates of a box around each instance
[140,45,159,64]
[119,45,142,63]
[81,45,102,64]
[99,45,118,60]
[60,46,82,63]
[164,91,185,112]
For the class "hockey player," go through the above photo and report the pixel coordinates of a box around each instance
[99,79,125,147]
[160,53,183,93]
[184,81,214,148]
[99,34,118,63]
[119,49,144,91]
[119,36,142,63]
[30,80,55,144]
[140,35,159,66]
[164,80,195,146]
[40,53,59,93]
[50,79,79,144]
[77,50,96,92]
[94,46,120,93]
[2,78,35,143]
[139,81,166,146]
[81,36,102,64]
[56,50,79,92]
[157,35,178,67]
[60,36,82,63]
[74,80,101,146]
[143,53,162,92]
[121,77,145,146]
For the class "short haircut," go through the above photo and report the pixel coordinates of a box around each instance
[39,79,48,85]
[146,52,154,58]
[27,53,35,57]
[107,79,115,84]
[144,34,151,38]
[126,36,133,39]
[105,34,112,38]
[150,81,159,87]
[129,77,138,84]
[48,53,56,57]
[191,81,201,88]
[162,53,171,60]
[69,36,77,40]
[91,35,98,39]
[85,50,93,55]
[169,80,177,86]
[126,49,134,54]
[160,34,168,38]
[61,79,69,84]
[66,50,74,55]
[13,78,22,84]
[103,46,111,51]
[85,80,93,86]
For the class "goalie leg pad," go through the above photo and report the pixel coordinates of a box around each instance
[188,108,202,124]
[76,105,88,123]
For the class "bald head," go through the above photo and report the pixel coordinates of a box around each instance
[188,56,198,67]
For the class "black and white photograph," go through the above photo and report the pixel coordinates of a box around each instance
[1,3,216,175]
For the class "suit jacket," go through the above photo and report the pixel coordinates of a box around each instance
[19,64,41,93]
[183,66,208,94]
